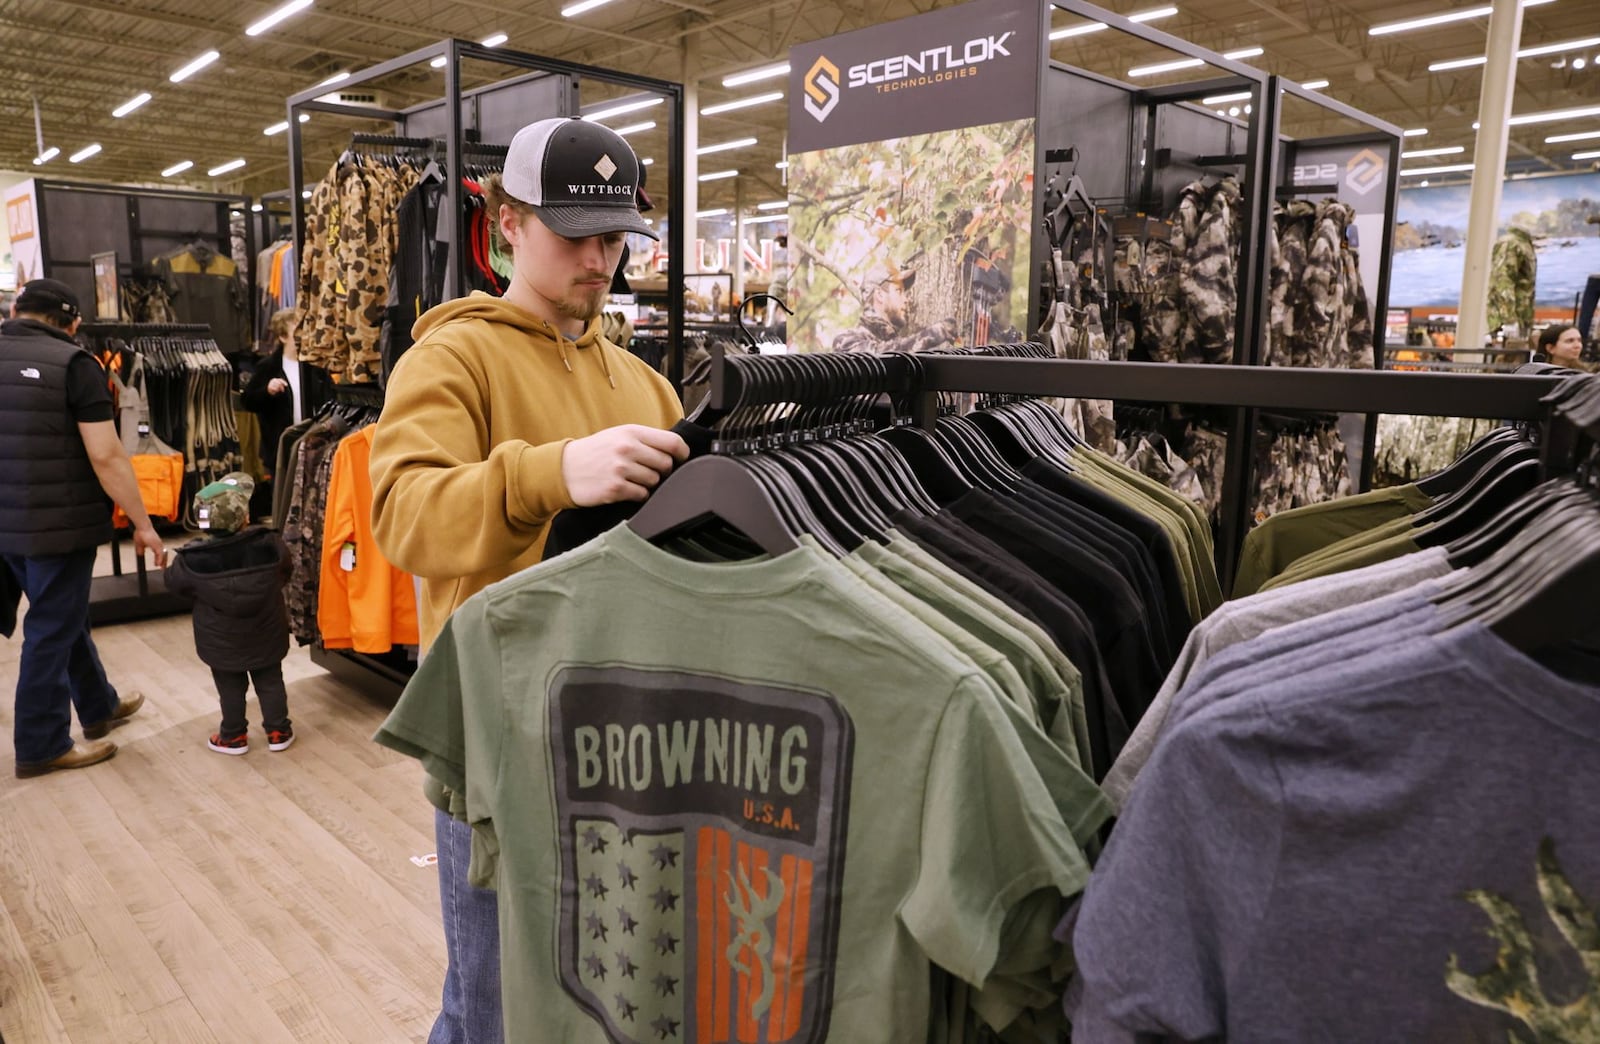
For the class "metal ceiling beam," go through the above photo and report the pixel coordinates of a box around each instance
[40,0,377,61]
[0,18,315,82]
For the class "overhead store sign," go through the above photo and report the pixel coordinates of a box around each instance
[788,0,1041,153]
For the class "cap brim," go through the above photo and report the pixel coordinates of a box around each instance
[534,204,658,241]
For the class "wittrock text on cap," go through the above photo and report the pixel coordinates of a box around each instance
[501,117,658,241]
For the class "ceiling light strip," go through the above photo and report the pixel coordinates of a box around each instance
[1371,0,1555,36]
[245,0,313,37]
[1430,34,1600,72]
[701,91,784,117]
[162,160,194,177]
[1402,145,1466,158]
[722,63,789,88]
[170,50,220,83]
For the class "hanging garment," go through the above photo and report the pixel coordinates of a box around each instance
[1486,226,1537,335]
[108,354,185,529]
[317,425,419,653]
[153,243,252,356]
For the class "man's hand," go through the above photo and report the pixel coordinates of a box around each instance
[561,425,689,507]
[267,378,289,395]
[132,524,167,568]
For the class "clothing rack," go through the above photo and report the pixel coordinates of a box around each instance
[709,348,1566,588]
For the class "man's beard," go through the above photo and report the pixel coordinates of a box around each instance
[554,283,610,324]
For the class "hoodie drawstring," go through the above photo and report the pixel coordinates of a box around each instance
[595,342,617,389]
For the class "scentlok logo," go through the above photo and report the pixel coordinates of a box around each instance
[1346,148,1386,197]
[803,57,840,123]
[550,667,854,1044]
[803,30,1016,123]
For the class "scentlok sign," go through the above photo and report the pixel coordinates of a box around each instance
[788,0,1041,153]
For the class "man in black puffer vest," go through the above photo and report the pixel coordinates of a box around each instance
[1,279,159,778]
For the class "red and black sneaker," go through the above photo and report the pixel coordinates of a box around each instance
[266,728,295,752]
[207,731,249,756]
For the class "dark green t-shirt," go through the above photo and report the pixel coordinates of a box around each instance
[1233,483,1432,597]
[375,526,1102,1044]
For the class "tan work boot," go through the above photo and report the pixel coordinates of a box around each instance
[83,692,145,739]
[16,739,118,779]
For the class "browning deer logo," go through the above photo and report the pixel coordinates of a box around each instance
[550,667,854,1043]
[1446,838,1600,1042]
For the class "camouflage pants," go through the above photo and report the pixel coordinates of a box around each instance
[1248,426,1352,525]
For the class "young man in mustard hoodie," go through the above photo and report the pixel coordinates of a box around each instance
[369,117,687,1044]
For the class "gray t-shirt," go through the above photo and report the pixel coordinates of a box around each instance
[1070,622,1600,1043]
[1102,547,1453,808]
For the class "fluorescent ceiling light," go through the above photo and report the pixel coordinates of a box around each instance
[246,0,312,37]
[1202,91,1252,105]
[701,91,783,116]
[1403,145,1466,158]
[697,136,757,156]
[757,201,787,210]
[584,97,663,122]
[613,121,654,136]
[640,157,654,165]
[1512,104,1600,126]
[696,208,728,217]
[722,63,788,88]
[1431,34,1600,72]
[562,0,616,16]
[1300,79,1330,90]
[170,50,221,83]
[208,158,246,176]
[113,92,152,118]
[302,189,312,198]
[1402,162,1476,175]
[33,146,60,165]
[699,169,739,182]
[481,32,509,47]
[162,160,194,176]
[775,160,789,169]
[264,121,289,135]
[251,203,264,212]
[1371,0,1555,35]
[745,214,789,225]
[316,71,349,87]
[430,56,447,69]
[1404,127,1429,137]
[1547,128,1600,143]
[1130,46,1259,77]
[1051,5,1178,40]
[69,144,102,163]
[1574,149,1600,160]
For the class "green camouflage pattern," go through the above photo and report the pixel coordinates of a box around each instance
[1373,415,1502,487]
[194,472,255,535]
[1487,226,1538,336]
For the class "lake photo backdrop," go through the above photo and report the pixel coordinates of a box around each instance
[1391,171,1600,308]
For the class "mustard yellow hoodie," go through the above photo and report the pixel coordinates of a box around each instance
[369,292,682,653]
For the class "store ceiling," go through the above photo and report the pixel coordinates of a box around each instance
[1,0,1597,215]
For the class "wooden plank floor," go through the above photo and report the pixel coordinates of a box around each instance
[0,610,445,1043]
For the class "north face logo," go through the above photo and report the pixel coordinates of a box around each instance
[596,154,619,181]
[550,666,854,1044]
[19,368,41,380]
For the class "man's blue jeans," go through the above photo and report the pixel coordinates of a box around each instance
[429,807,504,1044]
[4,549,119,764]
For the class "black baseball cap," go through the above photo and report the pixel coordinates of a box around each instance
[15,278,82,321]
[503,117,658,241]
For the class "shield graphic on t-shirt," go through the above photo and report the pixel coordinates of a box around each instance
[550,667,854,1044]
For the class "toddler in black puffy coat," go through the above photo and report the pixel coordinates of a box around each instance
[164,473,295,754]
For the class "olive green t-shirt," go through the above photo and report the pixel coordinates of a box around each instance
[1232,483,1432,597]
[375,525,1101,1044]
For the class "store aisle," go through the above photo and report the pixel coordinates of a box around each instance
[0,615,443,1043]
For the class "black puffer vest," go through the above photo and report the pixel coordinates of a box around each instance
[0,319,113,556]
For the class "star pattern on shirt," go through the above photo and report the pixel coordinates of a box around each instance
[615,950,638,979]
[651,886,678,912]
[582,825,609,854]
[615,994,637,1022]
[653,930,678,955]
[585,911,609,942]
[651,1015,680,1039]
[583,953,607,981]
[652,973,678,997]
[617,907,639,935]
[650,843,678,869]
[617,860,638,890]
[585,872,609,901]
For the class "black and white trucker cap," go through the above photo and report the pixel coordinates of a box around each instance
[502,117,658,241]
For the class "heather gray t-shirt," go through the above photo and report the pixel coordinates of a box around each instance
[1102,548,1453,808]
[1070,622,1600,1043]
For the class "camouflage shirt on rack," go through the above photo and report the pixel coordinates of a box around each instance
[1486,226,1537,336]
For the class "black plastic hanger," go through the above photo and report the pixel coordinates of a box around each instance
[1414,454,1541,547]
[627,456,800,555]
[1415,427,1525,498]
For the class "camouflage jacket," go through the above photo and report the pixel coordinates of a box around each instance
[830,314,959,355]
[1182,176,1242,365]
[1141,181,1206,362]
[1486,226,1537,335]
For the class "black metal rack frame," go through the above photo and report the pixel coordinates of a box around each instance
[25,179,257,332]
[283,38,688,388]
